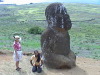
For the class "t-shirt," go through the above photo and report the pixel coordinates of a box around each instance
[30,55,43,66]
[13,41,21,51]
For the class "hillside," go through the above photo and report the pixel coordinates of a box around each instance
[0,3,100,59]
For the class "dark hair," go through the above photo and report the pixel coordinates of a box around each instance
[36,53,41,62]
[34,50,41,62]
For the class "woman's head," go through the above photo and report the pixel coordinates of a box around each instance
[14,35,21,42]
[34,50,39,56]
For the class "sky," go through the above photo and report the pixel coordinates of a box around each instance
[1,0,58,4]
[0,0,100,5]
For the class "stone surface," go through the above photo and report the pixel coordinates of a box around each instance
[41,3,76,69]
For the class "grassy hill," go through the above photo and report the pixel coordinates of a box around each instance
[0,3,100,59]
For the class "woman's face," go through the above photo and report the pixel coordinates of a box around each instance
[15,38,19,42]
[34,51,39,56]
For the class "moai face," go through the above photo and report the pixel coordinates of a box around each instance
[45,3,72,31]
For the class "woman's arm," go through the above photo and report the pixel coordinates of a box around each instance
[30,60,33,66]
[30,55,35,66]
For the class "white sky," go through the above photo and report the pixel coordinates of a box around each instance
[0,0,99,5]
[0,0,57,4]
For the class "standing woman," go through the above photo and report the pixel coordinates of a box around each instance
[13,35,23,71]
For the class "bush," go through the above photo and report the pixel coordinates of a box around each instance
[28,26,44,34]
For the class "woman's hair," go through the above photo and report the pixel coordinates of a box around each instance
[34,50,41,62]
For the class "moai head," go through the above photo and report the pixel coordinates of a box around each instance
[45,3,72,31]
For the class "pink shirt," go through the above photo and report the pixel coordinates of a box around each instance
[13,41,21,51]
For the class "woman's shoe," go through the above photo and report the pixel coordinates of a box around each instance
[18,67,21,69]
[16,67,21,71]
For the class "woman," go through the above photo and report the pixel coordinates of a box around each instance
[13,35,23,71]
[30,50,43,73]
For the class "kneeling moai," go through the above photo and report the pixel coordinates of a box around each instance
[41,3,76,69]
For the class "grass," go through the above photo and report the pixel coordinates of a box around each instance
[0,3,100,59]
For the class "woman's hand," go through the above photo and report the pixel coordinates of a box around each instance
[33,63,36,66]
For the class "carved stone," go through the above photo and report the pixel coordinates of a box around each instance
[41,3,76,69]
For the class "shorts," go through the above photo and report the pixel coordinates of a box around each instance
[13,51,23,61]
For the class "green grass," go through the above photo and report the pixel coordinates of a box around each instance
[0,3,100,59]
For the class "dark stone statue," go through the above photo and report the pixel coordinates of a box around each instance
[41,3,76,69]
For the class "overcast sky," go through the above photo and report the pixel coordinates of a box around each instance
[0,0,100,5]
[1,0,59,4]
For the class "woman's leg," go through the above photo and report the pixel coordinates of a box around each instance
[16,51,22,69]
[32,66,37,72]
[16,61,19,68]
[16,61,21,71]
[37,66,42,73]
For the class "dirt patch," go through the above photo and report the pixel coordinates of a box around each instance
[0,55,11,61]
[0,50,13,55]
[0,53,100,75]
[0,51,5,55]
